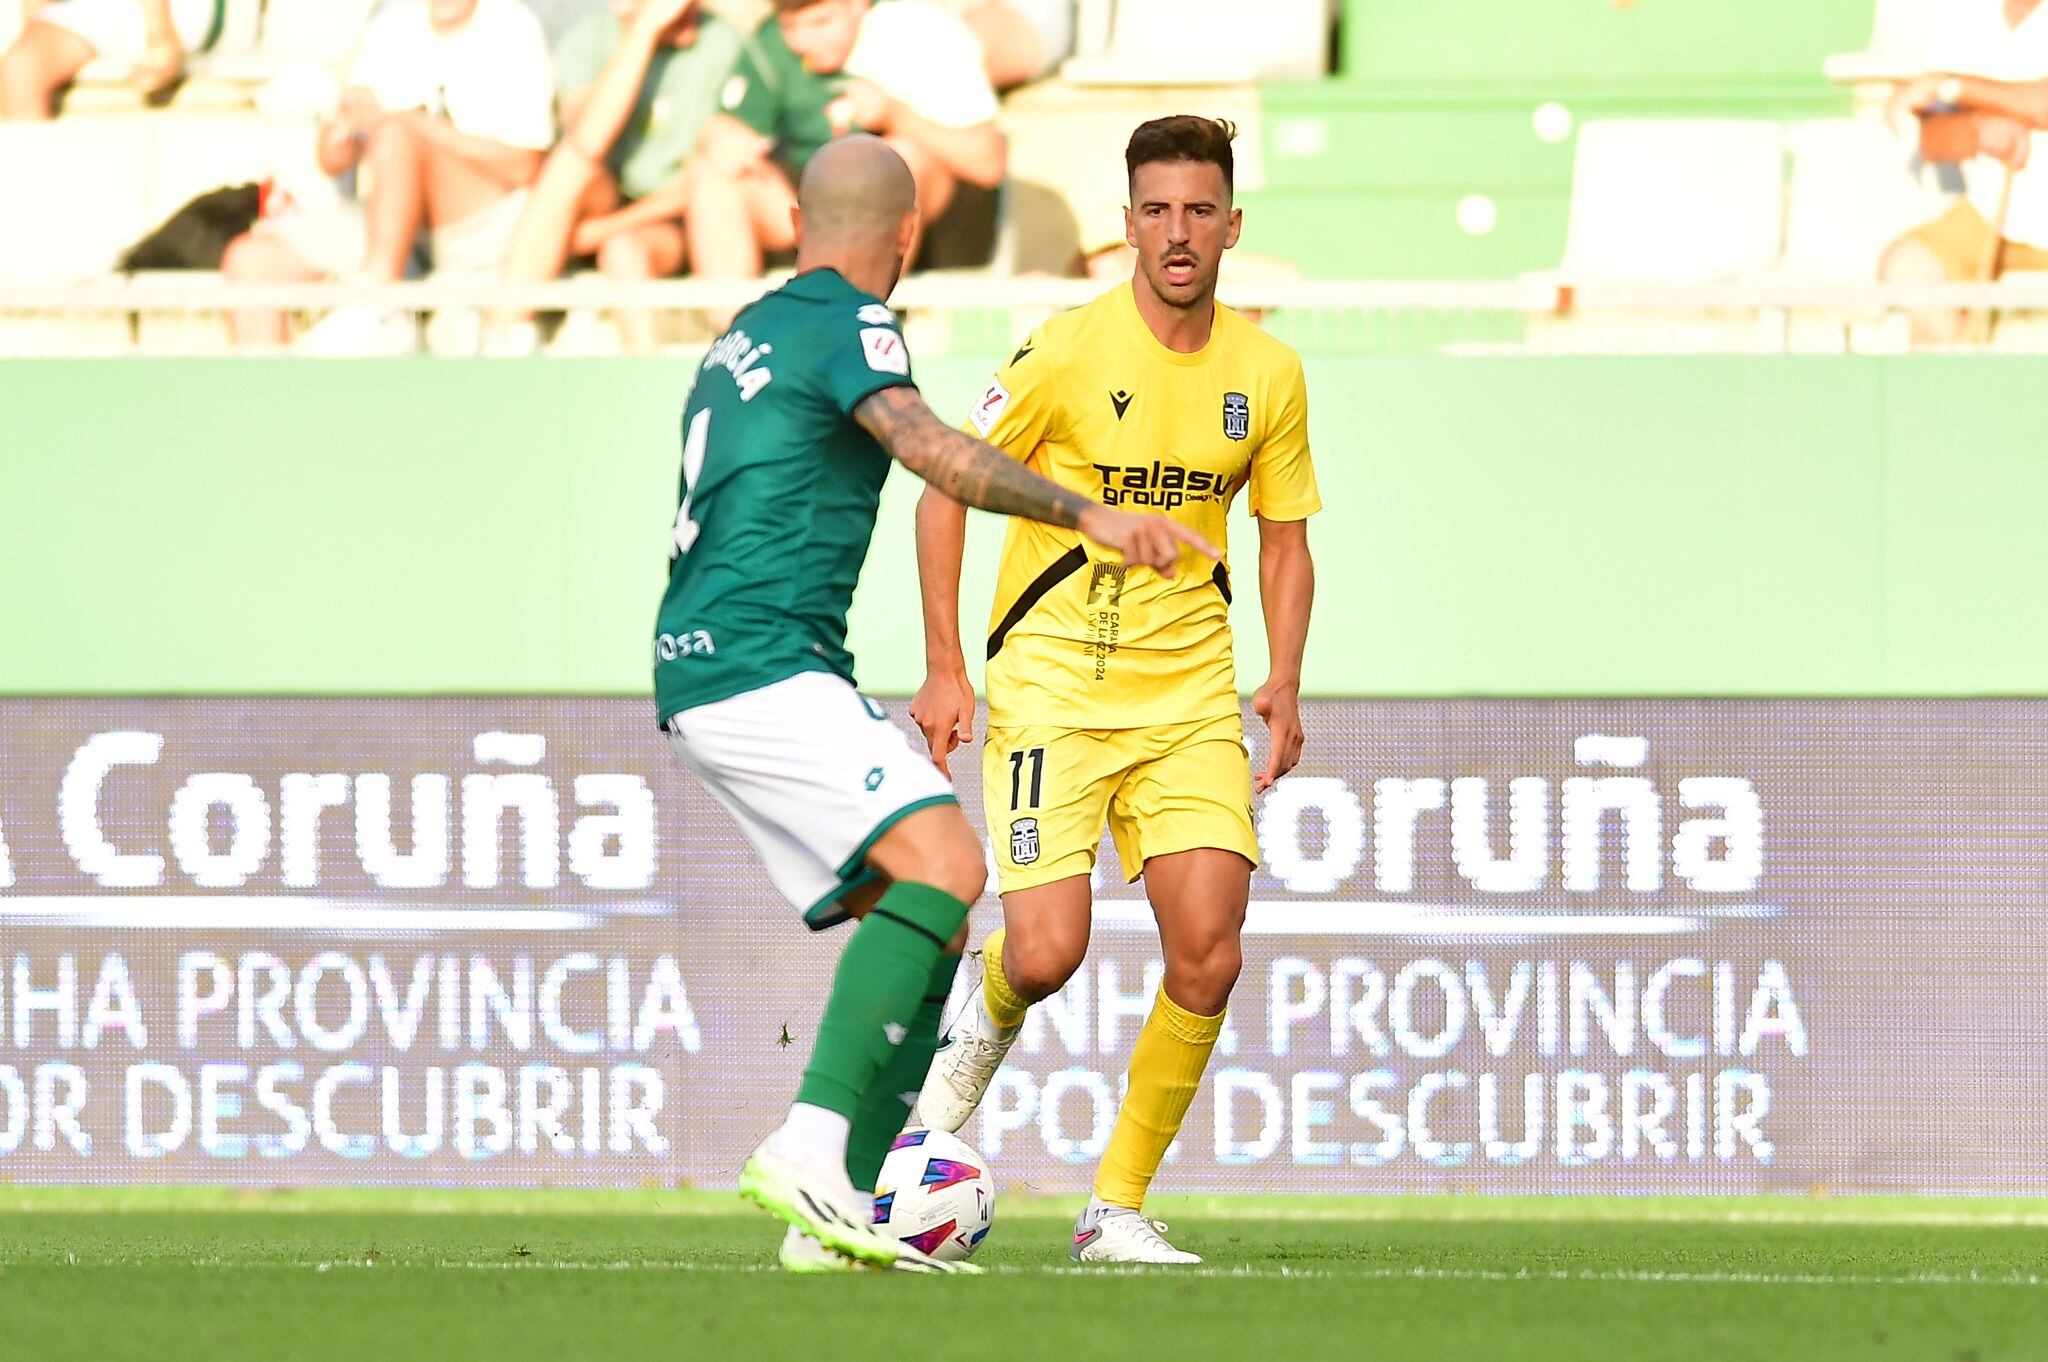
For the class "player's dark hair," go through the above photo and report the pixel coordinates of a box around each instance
[1125,116,1236,195]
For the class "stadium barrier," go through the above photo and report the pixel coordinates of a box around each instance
[0,696,2039,1194]
[10,278,2048,354]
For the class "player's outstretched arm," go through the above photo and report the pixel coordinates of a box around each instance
[909,487,975,775]
[1253,514,1316,793]
[855,387,1218,575]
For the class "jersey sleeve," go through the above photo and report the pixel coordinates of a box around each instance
[963,330,1060,462]
[815,303,918,416]
[719,27,781,137]
[553,13,610,98]
[1246,355,1321,520]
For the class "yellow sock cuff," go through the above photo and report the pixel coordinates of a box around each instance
[980,928,1030,1029]
[1154,989,1225,1046]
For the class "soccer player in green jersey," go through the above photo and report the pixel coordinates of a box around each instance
[653,135,1215,1273]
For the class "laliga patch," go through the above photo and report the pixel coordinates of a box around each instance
[1223,391,1250,441]
[857,302,897,325]
[970,377,1011,435]
[1009,816,1041,865]
[861,326,909,375]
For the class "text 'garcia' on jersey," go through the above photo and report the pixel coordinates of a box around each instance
[1092,460,1232,510]
[701,328,774,402]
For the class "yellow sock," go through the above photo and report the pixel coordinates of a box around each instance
[1093,989,1224,1209]
[979,928,1031,1029]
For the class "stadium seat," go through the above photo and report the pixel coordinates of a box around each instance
[0,115,317,286]
[1061,0,1333,84]
[1552,119,1786,285]
[1774,118,1948,283]
[69,0,264,88]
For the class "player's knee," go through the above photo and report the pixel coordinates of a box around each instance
[913,834,985,908]
[1166,933,1241,1015]
[1002,925,1084,1001]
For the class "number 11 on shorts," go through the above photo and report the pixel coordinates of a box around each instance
[1008,746,1045,810]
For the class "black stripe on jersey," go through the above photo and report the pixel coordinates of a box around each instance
[986,545,1088,660]
[1211,562,1232,604]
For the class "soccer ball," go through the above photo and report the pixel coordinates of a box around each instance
[872,1127,995,1261]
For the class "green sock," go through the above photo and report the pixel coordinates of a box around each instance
[847,950,961,1192]
[796,882,970,1120]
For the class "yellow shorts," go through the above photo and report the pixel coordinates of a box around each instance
[983,712,1258,893]
[1906,198,2048,280]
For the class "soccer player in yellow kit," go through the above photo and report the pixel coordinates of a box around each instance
[908,116,1319,1264]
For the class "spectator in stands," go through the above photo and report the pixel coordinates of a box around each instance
[686,0,1005,322]
[1878,0,2048,344]
[1,0,216,117]
[488,0,745,355]
[219,0,556,354]
[929,0,1073,90]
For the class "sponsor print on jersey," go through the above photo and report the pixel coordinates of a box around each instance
[1223,391,1250,441]
[970,377,1011,435]
[857,302,897,325]
[1009,816,1040,865]
[1093,461,1229,509]
[1110,388,1134,420]
[860,327,909,375]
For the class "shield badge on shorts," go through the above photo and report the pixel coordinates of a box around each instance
[1223,391,1250,441]
[1009,817,1041,865]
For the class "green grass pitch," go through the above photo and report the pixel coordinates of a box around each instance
[1,1188,2043,1361]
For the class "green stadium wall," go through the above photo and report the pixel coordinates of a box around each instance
[3,356,2042,698]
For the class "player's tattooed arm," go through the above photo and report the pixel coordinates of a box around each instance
[856,386,1091,528]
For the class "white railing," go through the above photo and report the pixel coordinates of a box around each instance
[7,277,2048,354]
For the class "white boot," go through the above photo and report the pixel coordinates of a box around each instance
[1070,1204,1202,1265]
[910,981,1021,1134]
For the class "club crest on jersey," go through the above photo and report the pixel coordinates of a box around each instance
[1087,562,1127,606]
[1223,391,1250,441]
[1010,817,1041,865]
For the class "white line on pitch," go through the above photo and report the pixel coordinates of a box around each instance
[83,1260,2039,1288]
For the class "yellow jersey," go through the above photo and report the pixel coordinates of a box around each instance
[965,282,1320,729]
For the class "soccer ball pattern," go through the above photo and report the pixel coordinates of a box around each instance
[871,1128,996,1261]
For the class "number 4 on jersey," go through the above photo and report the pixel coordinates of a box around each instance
[671,408,712,558]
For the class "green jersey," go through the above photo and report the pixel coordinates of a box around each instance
[717,19,845,175]
[652,269,917,723]
[554,11,743,202]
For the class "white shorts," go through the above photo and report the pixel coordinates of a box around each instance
[1007,0,1075,80]
[268,188,532,280]
[664,671,957,929]
[37,0,220,63]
